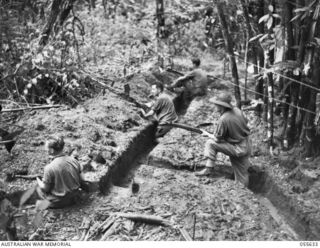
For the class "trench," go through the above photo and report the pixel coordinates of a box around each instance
[249,167,320,240]
[99,91,189,193]
[99,91,319,241]
[3,88,318,240]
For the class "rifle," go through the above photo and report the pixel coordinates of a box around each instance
[6,173,42,182]
[161,123,204,134]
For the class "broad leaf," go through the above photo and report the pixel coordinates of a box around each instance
[32,212,43,228]
[0,214,9,230]
[259,14,269,23]
[259,34,269,43]
[249,34,263,43]
[20,186,36,207]
[291,13,302,22]
[314,37,320,45]
[294,7,310,13]
[267,16,274,30]
[268,5,274,12]
[1,198,12,213]
[273,14,281,19]
[35,199,50,211]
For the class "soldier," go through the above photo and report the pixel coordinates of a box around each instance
[36,135,84,208]
[196,92,252,187]
[139,83,178,138]
[167,58,208,99]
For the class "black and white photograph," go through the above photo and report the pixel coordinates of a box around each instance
[0,0,319,245]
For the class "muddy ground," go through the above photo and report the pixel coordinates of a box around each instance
[0,58,319,241]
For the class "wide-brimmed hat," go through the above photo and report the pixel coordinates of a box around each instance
[210,92,233,109]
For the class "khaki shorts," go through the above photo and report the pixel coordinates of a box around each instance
[204,137,252,187]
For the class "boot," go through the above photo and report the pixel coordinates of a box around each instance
[195,167,214,176]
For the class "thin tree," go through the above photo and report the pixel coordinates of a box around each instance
[216,1,241,108]
[155,0,165,67]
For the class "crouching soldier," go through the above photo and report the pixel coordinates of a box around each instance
[35,135,84,208]
[196,92,252,187]
[139,83,178,138]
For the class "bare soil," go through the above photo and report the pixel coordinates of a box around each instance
[0,59,319,241]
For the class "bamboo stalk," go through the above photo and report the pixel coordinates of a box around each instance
[217,1,241,108]
[179,228,192,241]
[244,38,249,101]
[0,140,14,145]
[99,221,118,241]
[117,213,171,226]
[192,213,196,240]
[80,218,92,241]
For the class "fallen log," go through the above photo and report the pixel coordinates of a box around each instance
[117,213,171,226]
[1,105,63,113]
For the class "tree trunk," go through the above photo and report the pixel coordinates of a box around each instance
[39,0,62,47]
[252,0,265,115]
[155,0,166,67]
[283,0,298,147]
[267,69,274,152]
[244,37,248,100]
[217,1,241,108]
[59,0,76,26]
[300,1,320,157]
[156,0,165,38]
[264,49,274,151]
[239,0,254,101]
[39,0,76,47]
[102,0,107,18]
[296,0,309,141]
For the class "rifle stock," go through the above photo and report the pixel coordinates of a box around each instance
[162,123,203,134]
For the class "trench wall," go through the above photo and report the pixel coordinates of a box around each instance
[249,169,320,240]
[99,92,187,194]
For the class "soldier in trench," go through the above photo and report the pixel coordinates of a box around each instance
[139,83,178,139]
[34,135,85,208]
[167,57,208,100]
[196,92,252,187]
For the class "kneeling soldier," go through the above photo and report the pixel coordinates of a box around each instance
[196,92,251,187]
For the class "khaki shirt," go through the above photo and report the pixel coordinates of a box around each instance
[42,155,81,200]
[215,107,250,144]
[152,93,178,125]
[185,68,208,96]
[172,68,208,96]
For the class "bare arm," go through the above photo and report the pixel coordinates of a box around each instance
[169,72,195,88]
[140,108,155,118]
[37,177,51,193]
[201,130,218,142]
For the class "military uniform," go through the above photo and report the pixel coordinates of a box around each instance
[37,154,82,208]
[152,93,178,138]
[204,107,251,186]
[170,68,208,99]
[197,93,252,187]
